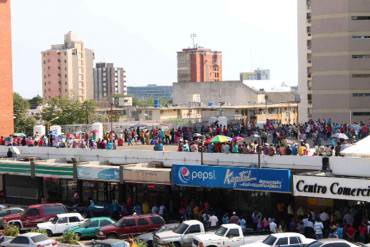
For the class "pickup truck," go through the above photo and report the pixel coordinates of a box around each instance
[192,224,268,247]
[153,220,205,247]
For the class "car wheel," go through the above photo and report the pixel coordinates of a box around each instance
[147,240,153,247]
[75,232,81,239]
[107,233,118,239]
[174,242,181,247]
[46,230,53,237]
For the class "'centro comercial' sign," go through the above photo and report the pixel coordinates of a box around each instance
[293,175,370,202]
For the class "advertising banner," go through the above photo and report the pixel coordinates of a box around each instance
[172,164,291,193]
[294,175,370,202]
[77,166,120,182]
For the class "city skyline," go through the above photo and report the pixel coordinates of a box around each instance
[12,0,297,98]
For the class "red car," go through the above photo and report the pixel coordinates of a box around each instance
[3,203,67,230]
[97,214,165,239]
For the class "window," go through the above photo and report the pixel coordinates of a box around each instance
[122,219,136,227]
[352,74,370,78]
[138,218,149,226]
[226,229,240,238]
[276,237,288,245]
[353,112,370,116]
[262,235,277,246]
[352,35,370,39]
[69,217,81,223]
[100,220,113,227]
[11,237,30,244]
[58,217,68,224]
[151,216,165,225]
[290,237,302,244]
[44,205,66,215]
[25,208,40,216]
[352,55,370,59]
[186,224,201,234]
[31,235,48,243]
[352,93,370,97]
[88,220,99,228]
[352,16,370,20]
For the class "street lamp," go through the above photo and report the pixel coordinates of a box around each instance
[200,135,205,165]
[253,133,262,168]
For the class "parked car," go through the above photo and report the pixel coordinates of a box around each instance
[240,232,315,247]
[192,223,268,247]
[0,232,57,247]
[92,239,129,247]
[137,223,179,247]
[0,207,24,228]
[3,203,68,230]
[37,213,85,236]
[66,217,115,239]
[154,220,205,247]
[97,214,165,239]
[306,239,367,247]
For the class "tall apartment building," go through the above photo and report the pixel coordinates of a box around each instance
[93,62,127,101]
[298,0,370,123]
[0,0,14,136]
[240,69,270,81]
[177,47,222,82]
[42,32,94,102]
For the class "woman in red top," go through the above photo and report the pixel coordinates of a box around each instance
[358,223,367,243]
[345,224,356,242]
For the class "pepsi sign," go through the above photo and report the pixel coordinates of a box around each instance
[172,164,291,193]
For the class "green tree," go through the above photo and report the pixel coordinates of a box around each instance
[13,93,36,136]
[28,95,43,109]
[79,100,96,124]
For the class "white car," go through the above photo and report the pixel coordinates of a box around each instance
[241,232,315,247]
[37,213,85,236]
[306,239,367,247]
[1,232,57,247]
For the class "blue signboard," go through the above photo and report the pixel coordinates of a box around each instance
[78,166,120,182]
[172,164,291,193]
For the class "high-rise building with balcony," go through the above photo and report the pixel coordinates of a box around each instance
[298,0,370,123]
[0,0,14,136]
[42,31,94,102]
[177,47,222,82]
[93,62,127,101]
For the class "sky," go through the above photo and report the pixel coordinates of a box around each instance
[11,0,298,99]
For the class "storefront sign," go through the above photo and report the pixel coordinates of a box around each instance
[123,168,171,185]
[172,164,291,193]
[77,166,120,182]
[293,175,370,202]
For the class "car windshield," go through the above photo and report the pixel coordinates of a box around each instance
[306,241,323,247]
[158,224,178,233]
[80,219,91,228]
[262,235,277,246]
[173,223,189,234]
[51,217,58,224]
[215,226,228,236]
[31,234,49,243]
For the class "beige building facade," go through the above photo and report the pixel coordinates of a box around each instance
[298,0,370,123]
[42,32,94,102]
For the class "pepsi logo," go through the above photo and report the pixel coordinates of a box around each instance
[178,167,190,183]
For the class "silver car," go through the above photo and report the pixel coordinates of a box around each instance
[1,233,57,247]
[137,223,179,247]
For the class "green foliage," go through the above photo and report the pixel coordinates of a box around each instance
[41,97,97,125]
[28,95,43,109]
[13,93,37,136]
[135,240,148,247]
[4,225,19,236]
[57,231,80,245]
[132,97,171,107]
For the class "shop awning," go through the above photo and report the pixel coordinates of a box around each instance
[122,163,171,185]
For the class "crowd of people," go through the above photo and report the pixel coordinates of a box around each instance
[1,119,369,157]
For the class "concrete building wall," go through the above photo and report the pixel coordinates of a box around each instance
[0,0,14,136]
[172,81,258,106]
[299,0,370,123]
[177,48,222,82]
[42,32,94,102]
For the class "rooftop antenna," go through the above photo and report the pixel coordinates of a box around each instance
[190,33,197,48]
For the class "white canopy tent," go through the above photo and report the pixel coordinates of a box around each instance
[341,135,370,157]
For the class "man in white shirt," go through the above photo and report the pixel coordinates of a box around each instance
[209,213,219,227]
[269,219,277,233]
[314,219,324,239]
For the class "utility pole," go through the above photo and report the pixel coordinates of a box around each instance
[190,33,197,48]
